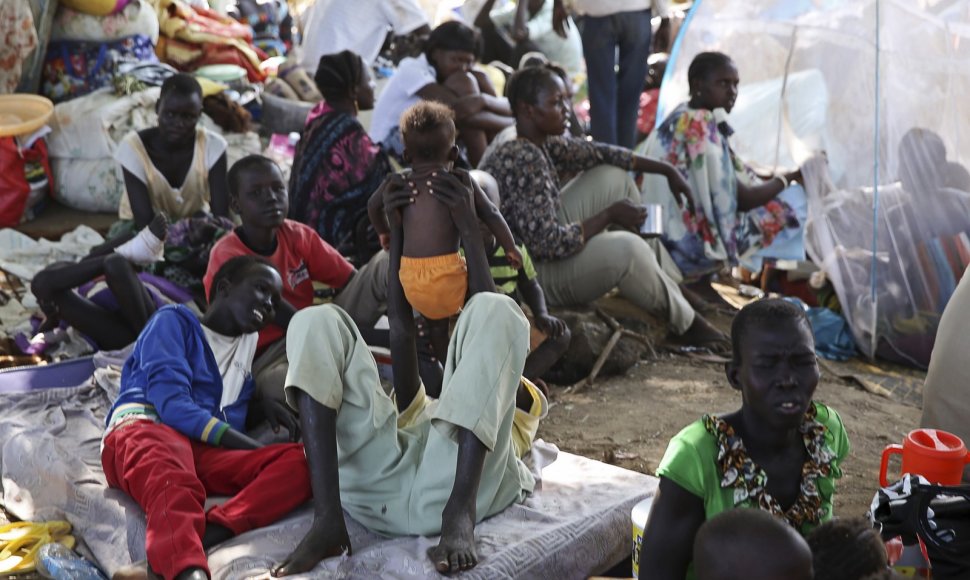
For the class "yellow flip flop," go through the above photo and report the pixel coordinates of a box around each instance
[0,520,74,574]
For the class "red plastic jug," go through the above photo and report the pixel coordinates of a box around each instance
[879,428,970,487]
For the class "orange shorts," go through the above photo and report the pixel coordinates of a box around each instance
[399,253,468,320]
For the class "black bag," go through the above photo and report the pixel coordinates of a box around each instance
[870,475,970,579]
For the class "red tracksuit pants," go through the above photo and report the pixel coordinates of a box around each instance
[101,421,311,580]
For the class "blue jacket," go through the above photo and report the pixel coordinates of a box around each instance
[106,305,254,445]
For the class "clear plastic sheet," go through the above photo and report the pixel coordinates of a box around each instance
[657,0,970,367]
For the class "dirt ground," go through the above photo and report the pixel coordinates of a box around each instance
[535,304,924,519]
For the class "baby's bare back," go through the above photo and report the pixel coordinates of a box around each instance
[401,168,463,258]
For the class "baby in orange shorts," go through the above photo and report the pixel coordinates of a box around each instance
[369,101,520,362]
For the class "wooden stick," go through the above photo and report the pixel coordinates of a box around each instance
[564,308,657,393]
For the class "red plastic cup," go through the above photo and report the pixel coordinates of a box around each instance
[879,428,970,487]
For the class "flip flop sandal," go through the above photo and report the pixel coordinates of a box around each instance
[0,520,74,574]
[0,533,77,574]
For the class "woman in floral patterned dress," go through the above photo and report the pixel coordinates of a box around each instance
[638,52,808,283]
[640,299,850,579]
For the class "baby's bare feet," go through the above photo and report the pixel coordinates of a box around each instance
[271,520,351,577]
[427,501,478,574]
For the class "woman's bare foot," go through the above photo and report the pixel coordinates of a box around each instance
[683,279,735,311]
[271,520,351,577]
[427,499,479,574]
[679,284,714,314]
[672,314,731,354]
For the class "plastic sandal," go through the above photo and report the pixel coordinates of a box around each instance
[0,520,74,574]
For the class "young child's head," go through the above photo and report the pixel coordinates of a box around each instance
[694,509,814,580]
[425,21,480,80]
[156,73,204,146]
[807,517,893,580]
[314,50,374,111]
[399,101,457,167]
[208,254,282,335]
[228,154,288,231]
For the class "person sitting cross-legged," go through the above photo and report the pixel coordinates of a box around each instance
[479,65,728,350]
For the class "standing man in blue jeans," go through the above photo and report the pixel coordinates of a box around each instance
[553,0,670,148]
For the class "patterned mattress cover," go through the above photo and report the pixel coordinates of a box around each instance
[0,351,656,579]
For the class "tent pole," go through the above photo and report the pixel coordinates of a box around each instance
[869,0,881,359]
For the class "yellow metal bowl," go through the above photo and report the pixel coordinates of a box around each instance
[0,95,54,138]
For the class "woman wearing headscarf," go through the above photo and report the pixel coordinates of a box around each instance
[288,50,392,264]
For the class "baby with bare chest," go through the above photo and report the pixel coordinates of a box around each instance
[370,100,521,361]
[399,162,464,258]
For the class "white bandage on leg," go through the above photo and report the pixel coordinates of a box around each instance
[114,226,164,265]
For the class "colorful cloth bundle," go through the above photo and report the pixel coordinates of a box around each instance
[231,0,291,57]
[155,0,267,82]
[42,35,157,103]
[0,0,39,94]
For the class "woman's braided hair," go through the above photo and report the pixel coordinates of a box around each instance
[506,65,560,115]
[313,50,364,101]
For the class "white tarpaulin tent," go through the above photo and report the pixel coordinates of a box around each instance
[658,0,970,367]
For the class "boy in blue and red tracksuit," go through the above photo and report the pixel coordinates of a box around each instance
[101,256,309,580]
